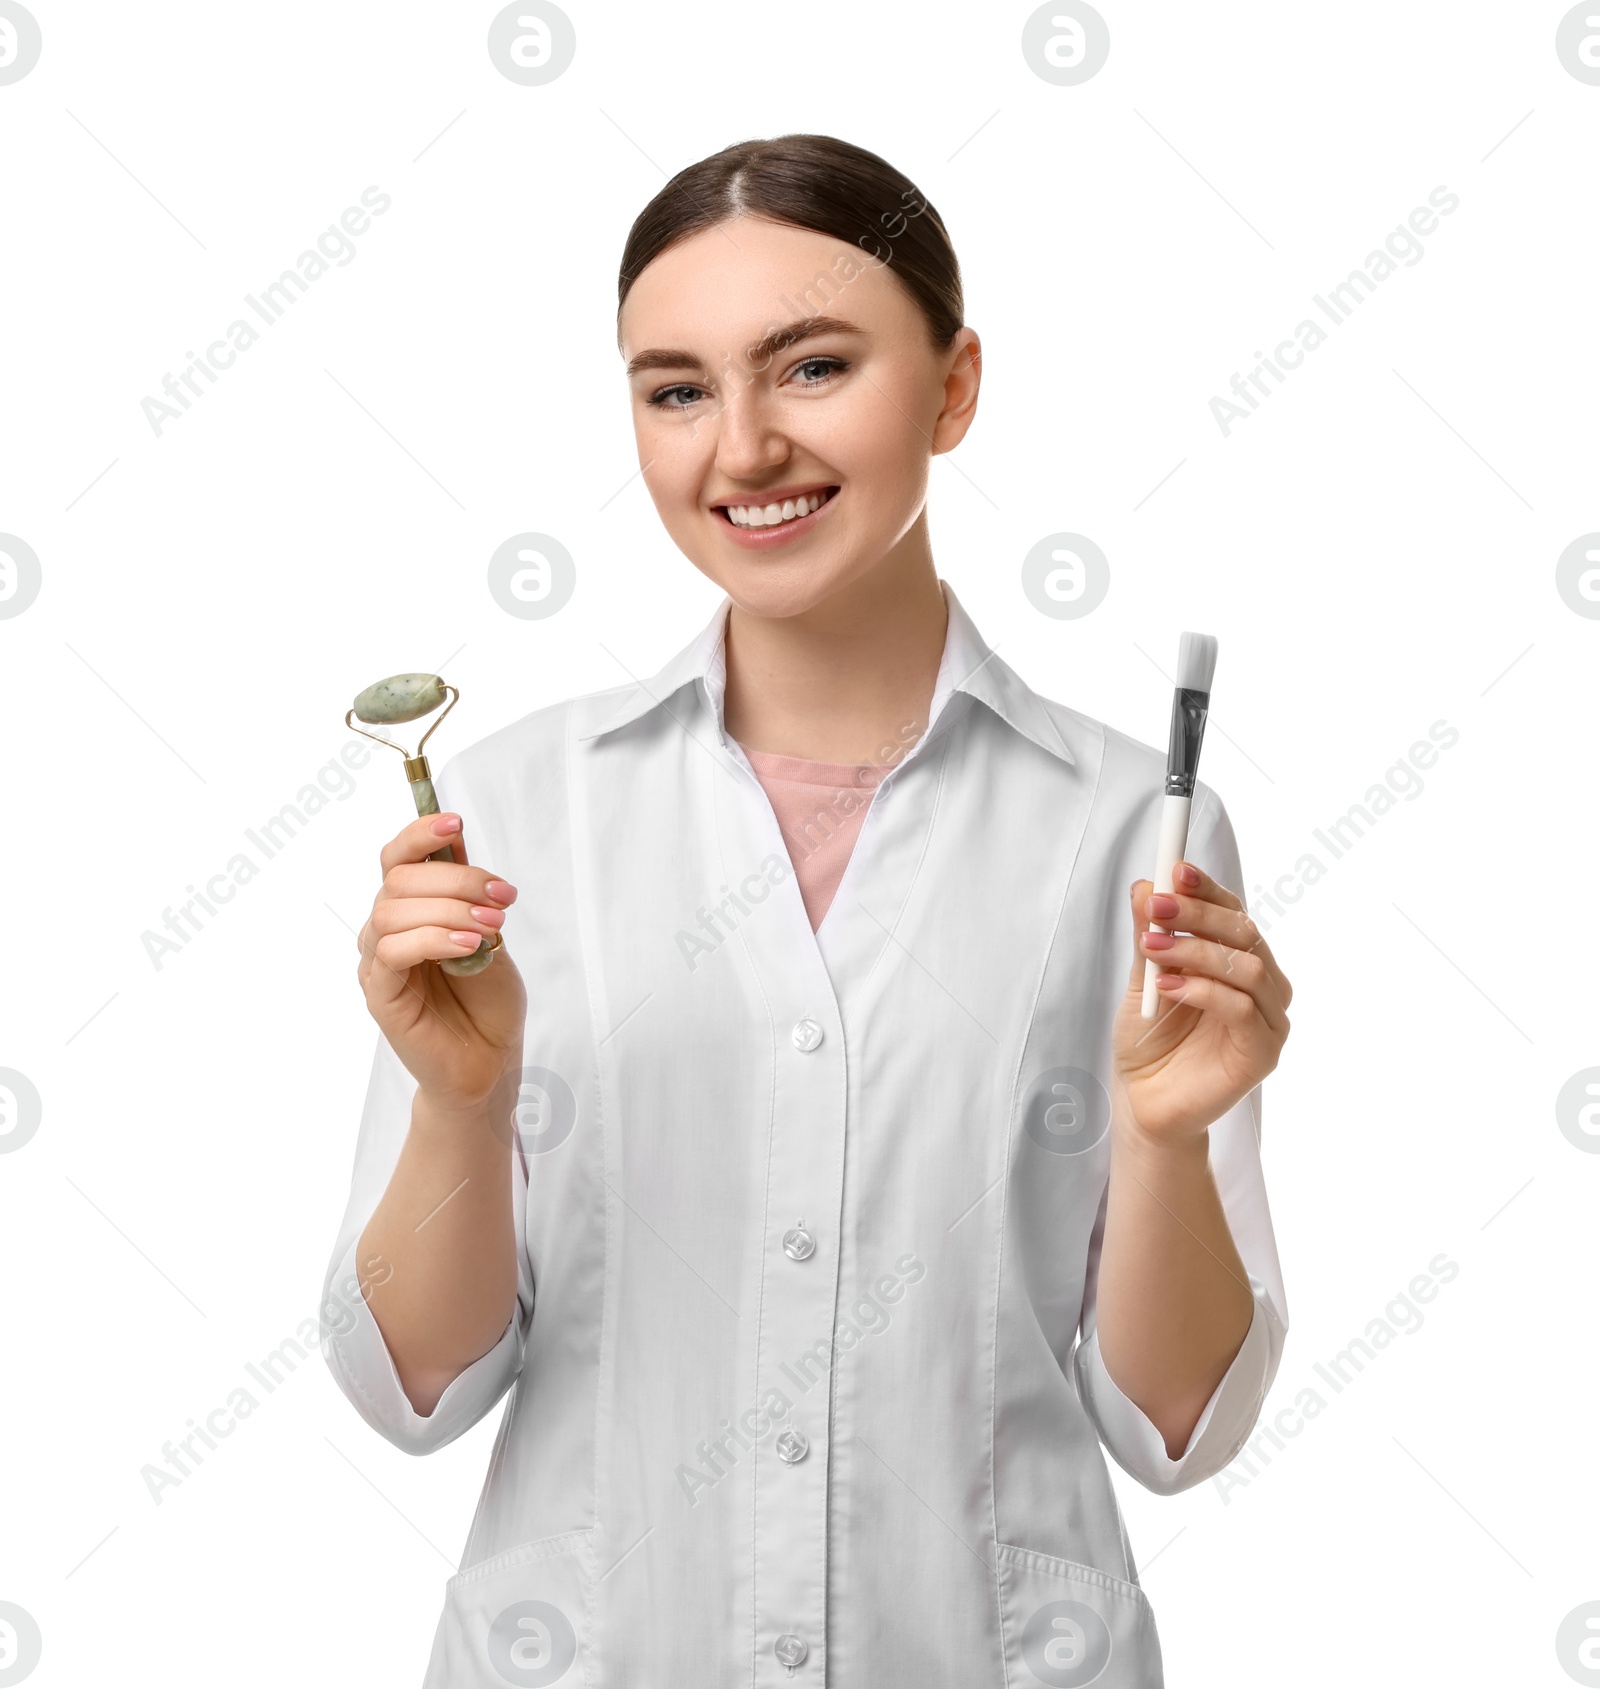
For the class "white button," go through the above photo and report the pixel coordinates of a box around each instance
[774,1633,808,1667]
[776,1428,809,1464]
[791,1017,823,1052]
[782,1226,816,1261]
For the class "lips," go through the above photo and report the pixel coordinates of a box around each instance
[711,484,841,549]
[712,485,840,529]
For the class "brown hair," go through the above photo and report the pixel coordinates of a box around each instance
[616,133,964,350]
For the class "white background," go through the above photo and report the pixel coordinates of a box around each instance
[1,2,1594,1684]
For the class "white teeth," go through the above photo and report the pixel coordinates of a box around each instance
[724,491,830,528]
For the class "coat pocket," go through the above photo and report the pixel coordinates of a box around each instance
[423,1527,594,1688]
[994,1541,1163,1688]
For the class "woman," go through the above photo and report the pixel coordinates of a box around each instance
[322,133,1292,1688]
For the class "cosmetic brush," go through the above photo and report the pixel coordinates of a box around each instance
[1141,633,1218,1019]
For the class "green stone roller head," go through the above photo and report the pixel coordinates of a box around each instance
[347,672,498,976]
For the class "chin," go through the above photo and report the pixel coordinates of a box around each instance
[665,521,845,608]
[715,553,876,622]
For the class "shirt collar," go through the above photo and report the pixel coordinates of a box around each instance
[577,578,1075,767]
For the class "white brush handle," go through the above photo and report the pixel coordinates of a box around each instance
[1140,793,1192,1019]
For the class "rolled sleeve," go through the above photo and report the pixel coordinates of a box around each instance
[1074,1274,1283,1494]
[1073,783,1289,1494]
[321,935,534,1454]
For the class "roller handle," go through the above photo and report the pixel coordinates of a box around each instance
[410,771,497,977]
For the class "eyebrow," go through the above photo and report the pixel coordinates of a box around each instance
[624,315,866,379]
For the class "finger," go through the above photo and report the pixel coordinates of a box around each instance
[369,896,506,943]
[379,812,473,878]
[1145,874,1245,943]
[1127,878,1158,989]
[1169,858,1243,911]
[1140,929,1290,1034]
[1148,969,1266,1031]
[1145,868,1291,1003]
[361,923,495,1005]
[378,856,518,912]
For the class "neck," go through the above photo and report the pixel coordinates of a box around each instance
[721,519,948,764]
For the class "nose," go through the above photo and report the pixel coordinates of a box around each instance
[710,379,791,481]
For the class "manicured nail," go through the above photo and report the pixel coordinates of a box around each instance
[432,815,462,834]
[469,906,505,926]
[1176,862,1201,887]
[1147,893,1179,918]
[1141,930,1175,949]
[1155,973,1184,989]
[485,880,518,903]
[450,930,479,946]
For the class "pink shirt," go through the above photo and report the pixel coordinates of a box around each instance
[735,742,899,930]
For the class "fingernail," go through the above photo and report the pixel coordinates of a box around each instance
[432,815,462,834]
[1176,862,1201,887]
[1148,893,1179,918]
[449,930,479,946]
[485,880,518,904]
[469,906,505,926]
[1141,930,1175,949]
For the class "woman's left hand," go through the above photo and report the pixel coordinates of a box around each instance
[1111,861,1292,1145]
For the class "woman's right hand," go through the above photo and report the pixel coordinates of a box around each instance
[356,812,528,1116]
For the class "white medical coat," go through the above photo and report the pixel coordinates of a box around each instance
[321,578,1288,1687]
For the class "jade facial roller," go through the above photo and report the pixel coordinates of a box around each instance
[346,672,499,977]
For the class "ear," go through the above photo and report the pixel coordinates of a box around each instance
[931,328,981,454]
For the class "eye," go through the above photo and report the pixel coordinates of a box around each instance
[788,356,849,388]
[645,383,706,410]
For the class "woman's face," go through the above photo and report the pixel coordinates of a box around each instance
[618,214,980,619]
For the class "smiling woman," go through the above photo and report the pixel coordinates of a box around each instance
[614,135,981,667]
[323,131,1292,1689]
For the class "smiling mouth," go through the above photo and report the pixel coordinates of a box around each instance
[715,487,840,530]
